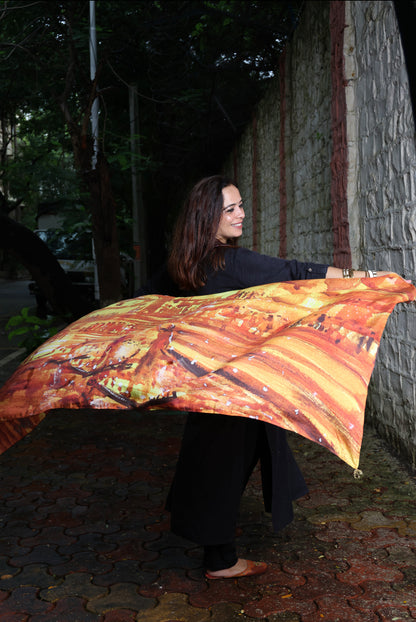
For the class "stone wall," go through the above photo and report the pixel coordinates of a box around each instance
[348,1,416,465]
[224,0,416,468]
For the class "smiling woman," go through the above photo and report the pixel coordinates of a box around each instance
[216,185,245,243]
[163,174,395,579]
[1,175,404,582]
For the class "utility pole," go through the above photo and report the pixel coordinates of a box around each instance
[129,84,146,290]
[89,0,100,300]
[89,0,99,169]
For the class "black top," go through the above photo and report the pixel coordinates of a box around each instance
[198,247,329,295]
[137,247,329,297]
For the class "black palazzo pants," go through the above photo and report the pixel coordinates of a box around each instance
[166,412,308,546]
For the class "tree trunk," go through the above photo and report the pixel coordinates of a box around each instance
[0,211,92,319]
[85,152,122,307]
[63,117,122,308]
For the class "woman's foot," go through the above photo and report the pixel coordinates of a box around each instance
[205,558,268,579]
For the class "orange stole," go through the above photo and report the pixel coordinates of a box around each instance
[1,275,415,467]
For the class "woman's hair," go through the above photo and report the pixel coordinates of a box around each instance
[167,175,237,291]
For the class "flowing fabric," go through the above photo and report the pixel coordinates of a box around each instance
[0,275,414,467]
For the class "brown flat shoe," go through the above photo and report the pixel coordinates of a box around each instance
[205,559,268,580]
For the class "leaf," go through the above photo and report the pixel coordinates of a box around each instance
[7,326,30,339]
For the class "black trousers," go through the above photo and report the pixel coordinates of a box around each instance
[166,413,308,548]
[203,542,238,571]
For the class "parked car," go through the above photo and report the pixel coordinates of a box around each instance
[29,229,133,316]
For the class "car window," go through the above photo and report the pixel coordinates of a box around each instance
[37,230,93,260]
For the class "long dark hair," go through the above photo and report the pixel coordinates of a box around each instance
[168,175,237,291]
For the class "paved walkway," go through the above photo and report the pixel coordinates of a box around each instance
[1,353,416,620]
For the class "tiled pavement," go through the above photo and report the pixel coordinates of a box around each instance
[1,354,416,620]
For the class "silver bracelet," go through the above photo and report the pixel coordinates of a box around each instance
[342,268,354,278]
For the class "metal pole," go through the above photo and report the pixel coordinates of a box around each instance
[129,84,146,290]
[89,0,99,171]
[89,0,100,299]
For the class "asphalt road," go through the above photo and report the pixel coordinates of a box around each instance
[0,278,34,315]
[0,279,35,384]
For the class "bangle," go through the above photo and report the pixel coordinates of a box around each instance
[342,268,354,278]
[367,270,377,278]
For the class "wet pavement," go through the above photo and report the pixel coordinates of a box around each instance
[1,328,416,620]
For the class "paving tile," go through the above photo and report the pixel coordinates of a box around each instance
[0,564,55,590]
[313,520,370,543]
[29,596,100,621]
[43,484,92,502]
[30,512,83,530]
[377,606,415,621]
[397,519,416,538]
[134,592,210,622]
[0,585,53,615]
[351,510,407,531]
[139,567,207,597]
[50,550,113,577]
[266,613,302,622]
[312,595,379,621]
[297,490,350,509]
[0,614,30,622]
[243,592,318,618]
[9,545,68,568]
[61,531,117,554]
[143,515,171,534]
[396,564,416,590]
[39,571,107,602]
[101,610,137,621]
[291,571,360,601]
[336,556,404,584]
[2,409,416,620]
[0,556,20,580]
[385,544,416,566]
[209,601,253,621]
[103,524,161,546]
[347,579,416,617]
[20,526,76,548]
[66,521,121,536]
[86,582,155,615]
[306,511,362,526]
[101,542,158,564]
[250,565,307,593]
[92,560,158,587]
[0,521,38,539]
[0,539,32,561]
[189,577,250,609]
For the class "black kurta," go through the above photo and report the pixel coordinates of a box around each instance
[165,247,329,545]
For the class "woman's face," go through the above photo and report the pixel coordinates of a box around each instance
[216,185,245,243]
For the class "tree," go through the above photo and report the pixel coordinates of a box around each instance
[1,0,303,307]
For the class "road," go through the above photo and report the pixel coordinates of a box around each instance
[0,278,34,315]
[0,279,35,384]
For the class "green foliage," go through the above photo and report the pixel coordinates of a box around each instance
[0,0,303,271]
[6,307,66,355]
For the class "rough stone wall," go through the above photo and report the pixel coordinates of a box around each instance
[255,86,281,256]
[284,1,333,264]
[348,0,416,465]
[232,129,254,249]
[225,0,333,263]
[224,0,416,467]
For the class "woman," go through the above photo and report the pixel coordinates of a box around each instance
[164,175,389,579]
